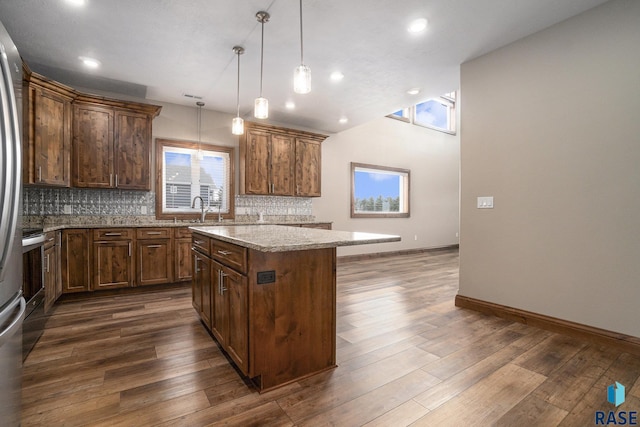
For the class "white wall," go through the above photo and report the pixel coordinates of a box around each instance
[314,116,460,256]
[459,0,640,337]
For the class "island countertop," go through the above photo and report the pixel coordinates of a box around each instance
[189,224,401,252]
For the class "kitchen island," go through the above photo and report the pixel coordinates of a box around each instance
[189,225,400,391]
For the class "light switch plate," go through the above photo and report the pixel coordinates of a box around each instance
[477,196,494,209]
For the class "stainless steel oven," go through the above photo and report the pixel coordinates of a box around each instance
[22,228,45,360]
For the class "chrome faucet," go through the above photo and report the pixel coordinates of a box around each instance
[191,196,208,223]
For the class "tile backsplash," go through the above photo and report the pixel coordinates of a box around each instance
[23,187,314,219]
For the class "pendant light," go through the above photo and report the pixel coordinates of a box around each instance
[254,11,270,119]
[196,101,204,159]
[294,0,311,94]
[232,46,245,135]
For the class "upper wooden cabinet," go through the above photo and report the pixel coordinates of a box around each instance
[22,72,74,187]
[73,95,160,190]
[22,66,161,190]
[239,122,327,197]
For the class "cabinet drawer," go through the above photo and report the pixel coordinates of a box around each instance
[44,231,60,249]
[137,228,171,239]
[93,228,133,240]
[211,239,247,273]
[192,234,211,256]
[174,227,192,239]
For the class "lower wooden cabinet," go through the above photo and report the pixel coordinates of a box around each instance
[43,231,62,312]
[174,228,193,282]
[61,229,92,293]
[193,253,212,329]
[137,228,172,286]
[212,260,248,374]
[93,239,134,290]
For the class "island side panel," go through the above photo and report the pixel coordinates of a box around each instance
[248,247,337,391]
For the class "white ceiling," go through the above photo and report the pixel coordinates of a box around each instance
[0,0,608,133]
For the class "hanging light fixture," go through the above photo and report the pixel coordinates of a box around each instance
[254,11,270,119]
[196,101,204,159]
[294,0,311,94]
[232,46,245,135]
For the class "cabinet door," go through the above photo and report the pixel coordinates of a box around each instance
[295,138,322,197]
[43,245,58,313]
[192,253,203,313]
[93,240,133,290]
[175,239,193,282]
[270,134,295,196]
[226,267,248,374]
[137,239,172,286]
[195,254,212,330]
[73,103,114,188]
[211,262,228,348]
[244,129,271,195]
[115,110,151,190]
[31,86,72,186]
[61,229,91,293]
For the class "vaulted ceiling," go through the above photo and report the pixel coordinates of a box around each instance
[0,0,609,133]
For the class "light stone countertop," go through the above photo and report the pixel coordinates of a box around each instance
[189,224,401,252]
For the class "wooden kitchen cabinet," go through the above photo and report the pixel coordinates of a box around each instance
[212,260,248,374]
[193,245,212,330]
[295,138,322,197]
[137,228,173,286]
[239,122,327,197]
[43,231,62,312]
[61,229,92,293]
[22,72,74,187]
[72,95,160,190]
[92,229,134,290]
[174,228,193,282]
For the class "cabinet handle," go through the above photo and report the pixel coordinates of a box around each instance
[128,242,132,257]
[110,174,113,187]
[45,254,50,273]
[218,270,228,295]
[104,232,122,236]
[47,237,55,242]
[194,240,204,245]
[146,231,162,235]
[38,166,42,182]
[115,174,119,188]
[147,245,162,249]
[217,250,232,256]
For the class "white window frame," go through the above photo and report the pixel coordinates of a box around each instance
[351,162,410,219]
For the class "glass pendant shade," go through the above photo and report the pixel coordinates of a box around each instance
[232,116,244,135]
[254,97,268,119]
[294,64,311,94]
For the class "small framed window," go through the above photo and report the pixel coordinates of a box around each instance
[387,107,410,122]
[155,139,235,220]
[414,92,456,134]
[351,162,410,218]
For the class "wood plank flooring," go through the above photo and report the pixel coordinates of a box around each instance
[22,249,640,426]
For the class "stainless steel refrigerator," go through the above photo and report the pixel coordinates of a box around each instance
[0,18,24,427]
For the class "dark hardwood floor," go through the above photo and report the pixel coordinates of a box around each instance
[22,249,640,426]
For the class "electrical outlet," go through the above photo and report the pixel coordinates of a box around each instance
[141,206,148,215]
[414,235,418,241]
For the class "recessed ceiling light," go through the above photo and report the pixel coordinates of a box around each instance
[79,56,100,68]
[407,18,428,33]
[285,101,295,110]
[407,88,421,95]
[330,71,344,82]
[339,117,348,124]
[66,0,86,6]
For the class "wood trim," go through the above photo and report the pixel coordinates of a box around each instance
[336,245,458,263]
[155,138,236,221]
[455,294,640,356]
[244,121,327,142]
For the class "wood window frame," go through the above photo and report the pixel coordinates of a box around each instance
[155,138,235,221]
